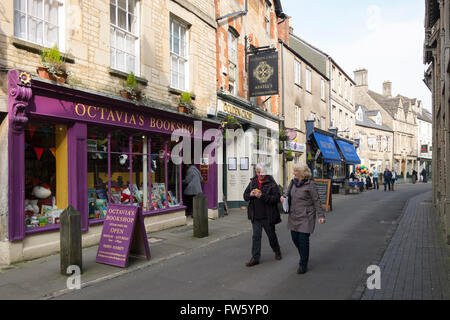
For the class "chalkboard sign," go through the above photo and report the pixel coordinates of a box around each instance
[313,179,332,212]
[96,204,150,268]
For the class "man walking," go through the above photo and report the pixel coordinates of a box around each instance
[372,167,379,190]
[383,168,392,191]
[421,168,427,183]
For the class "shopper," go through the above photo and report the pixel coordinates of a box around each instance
[182,163,203,216]
[421,168,427,183]
[391,169,397,191]
[372,167,379,190]
[281,163,326,274]
[383,168,392,191]
[412,169,418,184]
[243,163,282,267]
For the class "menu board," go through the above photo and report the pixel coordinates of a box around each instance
[313,179,332,212]
[96,204,150,267]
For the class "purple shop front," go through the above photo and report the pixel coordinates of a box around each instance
[7,70,219,241]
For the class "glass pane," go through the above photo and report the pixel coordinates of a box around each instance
[118,8,126,29]
[25,121,67,229]
[131,154,145,208]
[117,51,125,70]
[116,29,125,49]
[167,141,181,207]
[127,55,135,74]
[110,130,129,153]
[173,34,179,55]
[88,155,108,220]
[118,0,126,9]
[29,0,43,18]
[110,27,116,48]
[171,56,178,88]
[180,28,186,57]
[128,13,136,34]
[110,4,116,25]
[126,34,134,53]
[128,0,135,14]
[15,0,27,12]
[45,23,58,47]
[28,17,43,44]
[110,48,115,68]
[111,153,132,205]
[150,137,167,210]
[14,12,27,39]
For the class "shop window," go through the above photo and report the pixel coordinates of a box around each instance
[87,127,182,220]
[25,121,68,229]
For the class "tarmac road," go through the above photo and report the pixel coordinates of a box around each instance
[57,183,433,300]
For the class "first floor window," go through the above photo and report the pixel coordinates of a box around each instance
[14,0,64,50]
[170,18,189,91]
[110,0,139,74]
[306,69,311,92]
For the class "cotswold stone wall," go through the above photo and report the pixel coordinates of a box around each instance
[0,0,217,115]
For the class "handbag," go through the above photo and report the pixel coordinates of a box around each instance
[282,181,294,214]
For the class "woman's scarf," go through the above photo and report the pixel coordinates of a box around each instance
[293,178,308,188]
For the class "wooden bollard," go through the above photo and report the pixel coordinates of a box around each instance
[60,205,82,275]
[193,193,208,238]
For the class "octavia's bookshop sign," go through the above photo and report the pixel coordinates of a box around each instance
[249,51,279,97]
[96,205,150,267]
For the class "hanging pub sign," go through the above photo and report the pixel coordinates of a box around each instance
[248,50,279,97]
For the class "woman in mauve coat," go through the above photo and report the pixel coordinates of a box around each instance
[281,163,325,274]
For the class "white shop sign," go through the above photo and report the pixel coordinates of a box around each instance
[284,141,305,153]
[218,99,279,131]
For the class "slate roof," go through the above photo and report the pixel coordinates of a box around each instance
[289,34,328,76]
[355,104,393,132]
[367,90,401,118]
[418,109,433,123]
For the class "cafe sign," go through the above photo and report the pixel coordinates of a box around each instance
[249,51,279,97]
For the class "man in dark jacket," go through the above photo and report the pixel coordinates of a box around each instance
[383,168,392,191]
[243,164,282,267]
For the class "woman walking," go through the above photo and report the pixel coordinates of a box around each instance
[243,163,282,267]
[281,163,325,274]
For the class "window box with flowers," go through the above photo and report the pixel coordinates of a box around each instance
[121,72,142,101]
[178,92,195,114]
[37,45,71,84]
[222,115,242,130]
[285,150,294,161]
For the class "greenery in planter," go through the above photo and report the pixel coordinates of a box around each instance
[40,45,71,82]
[122,72,141,101]
[279,129,288,141]
[223,115,241,129]
[178,92,195,113]
[285,150,294,161]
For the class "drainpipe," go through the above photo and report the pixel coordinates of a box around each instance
[280,41,287,188]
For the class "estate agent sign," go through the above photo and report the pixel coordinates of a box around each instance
[249,51,279,97]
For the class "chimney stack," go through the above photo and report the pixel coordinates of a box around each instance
[354,69,368,87]
[382,81,392,97]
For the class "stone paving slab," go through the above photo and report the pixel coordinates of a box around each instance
[361,191,450,300]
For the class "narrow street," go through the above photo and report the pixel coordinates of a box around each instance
[55,183,438,300]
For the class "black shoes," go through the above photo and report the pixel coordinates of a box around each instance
[246,259,259,267]
[297,266,307,274]
[275,251,282,260]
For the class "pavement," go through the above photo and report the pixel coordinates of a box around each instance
[0,183,448,300]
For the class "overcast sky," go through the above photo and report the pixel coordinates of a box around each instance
[281,0,431,111]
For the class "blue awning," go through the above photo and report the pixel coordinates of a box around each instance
[336,139,361,164]
[312,132,342,164]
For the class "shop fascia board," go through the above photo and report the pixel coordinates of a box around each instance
[29,75,221,127]
[217,90,281,123]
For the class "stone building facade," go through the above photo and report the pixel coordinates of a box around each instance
[0,0,219,264]
[278,29,329,185]
[354,69,419,181]
[424,0,450,243]
[214,0,286,211]
[354,104,394,172]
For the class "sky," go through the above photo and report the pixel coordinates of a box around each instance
[281,0,431,111]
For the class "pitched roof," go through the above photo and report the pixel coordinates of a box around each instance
[289,34,328,76]
[367,90,401,118]
[418,109,433,123]
[355,104,393,132]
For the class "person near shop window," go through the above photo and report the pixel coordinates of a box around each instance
[182,162,203,216]
[372,167,379,190]
[391,169,397,191]
[281,163,325,274]
[383,168,392,191]
[243,163,282,267]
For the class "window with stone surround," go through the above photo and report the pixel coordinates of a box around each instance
[110,0,139,74]
[14,0,65,51]
[228,30,238,95]
[294,60,301,86]
[305,68,311,92]
[170,17,189,91]
[264,1,271,35]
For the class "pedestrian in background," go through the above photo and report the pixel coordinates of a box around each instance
[383,168,392,191]
[421,168,427,183]
[243,163,282,267]
[183,162,204,216]
[412,169,418,184]
[281,163,326,274]
[372,167,379,190]
[391,169,397,191]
